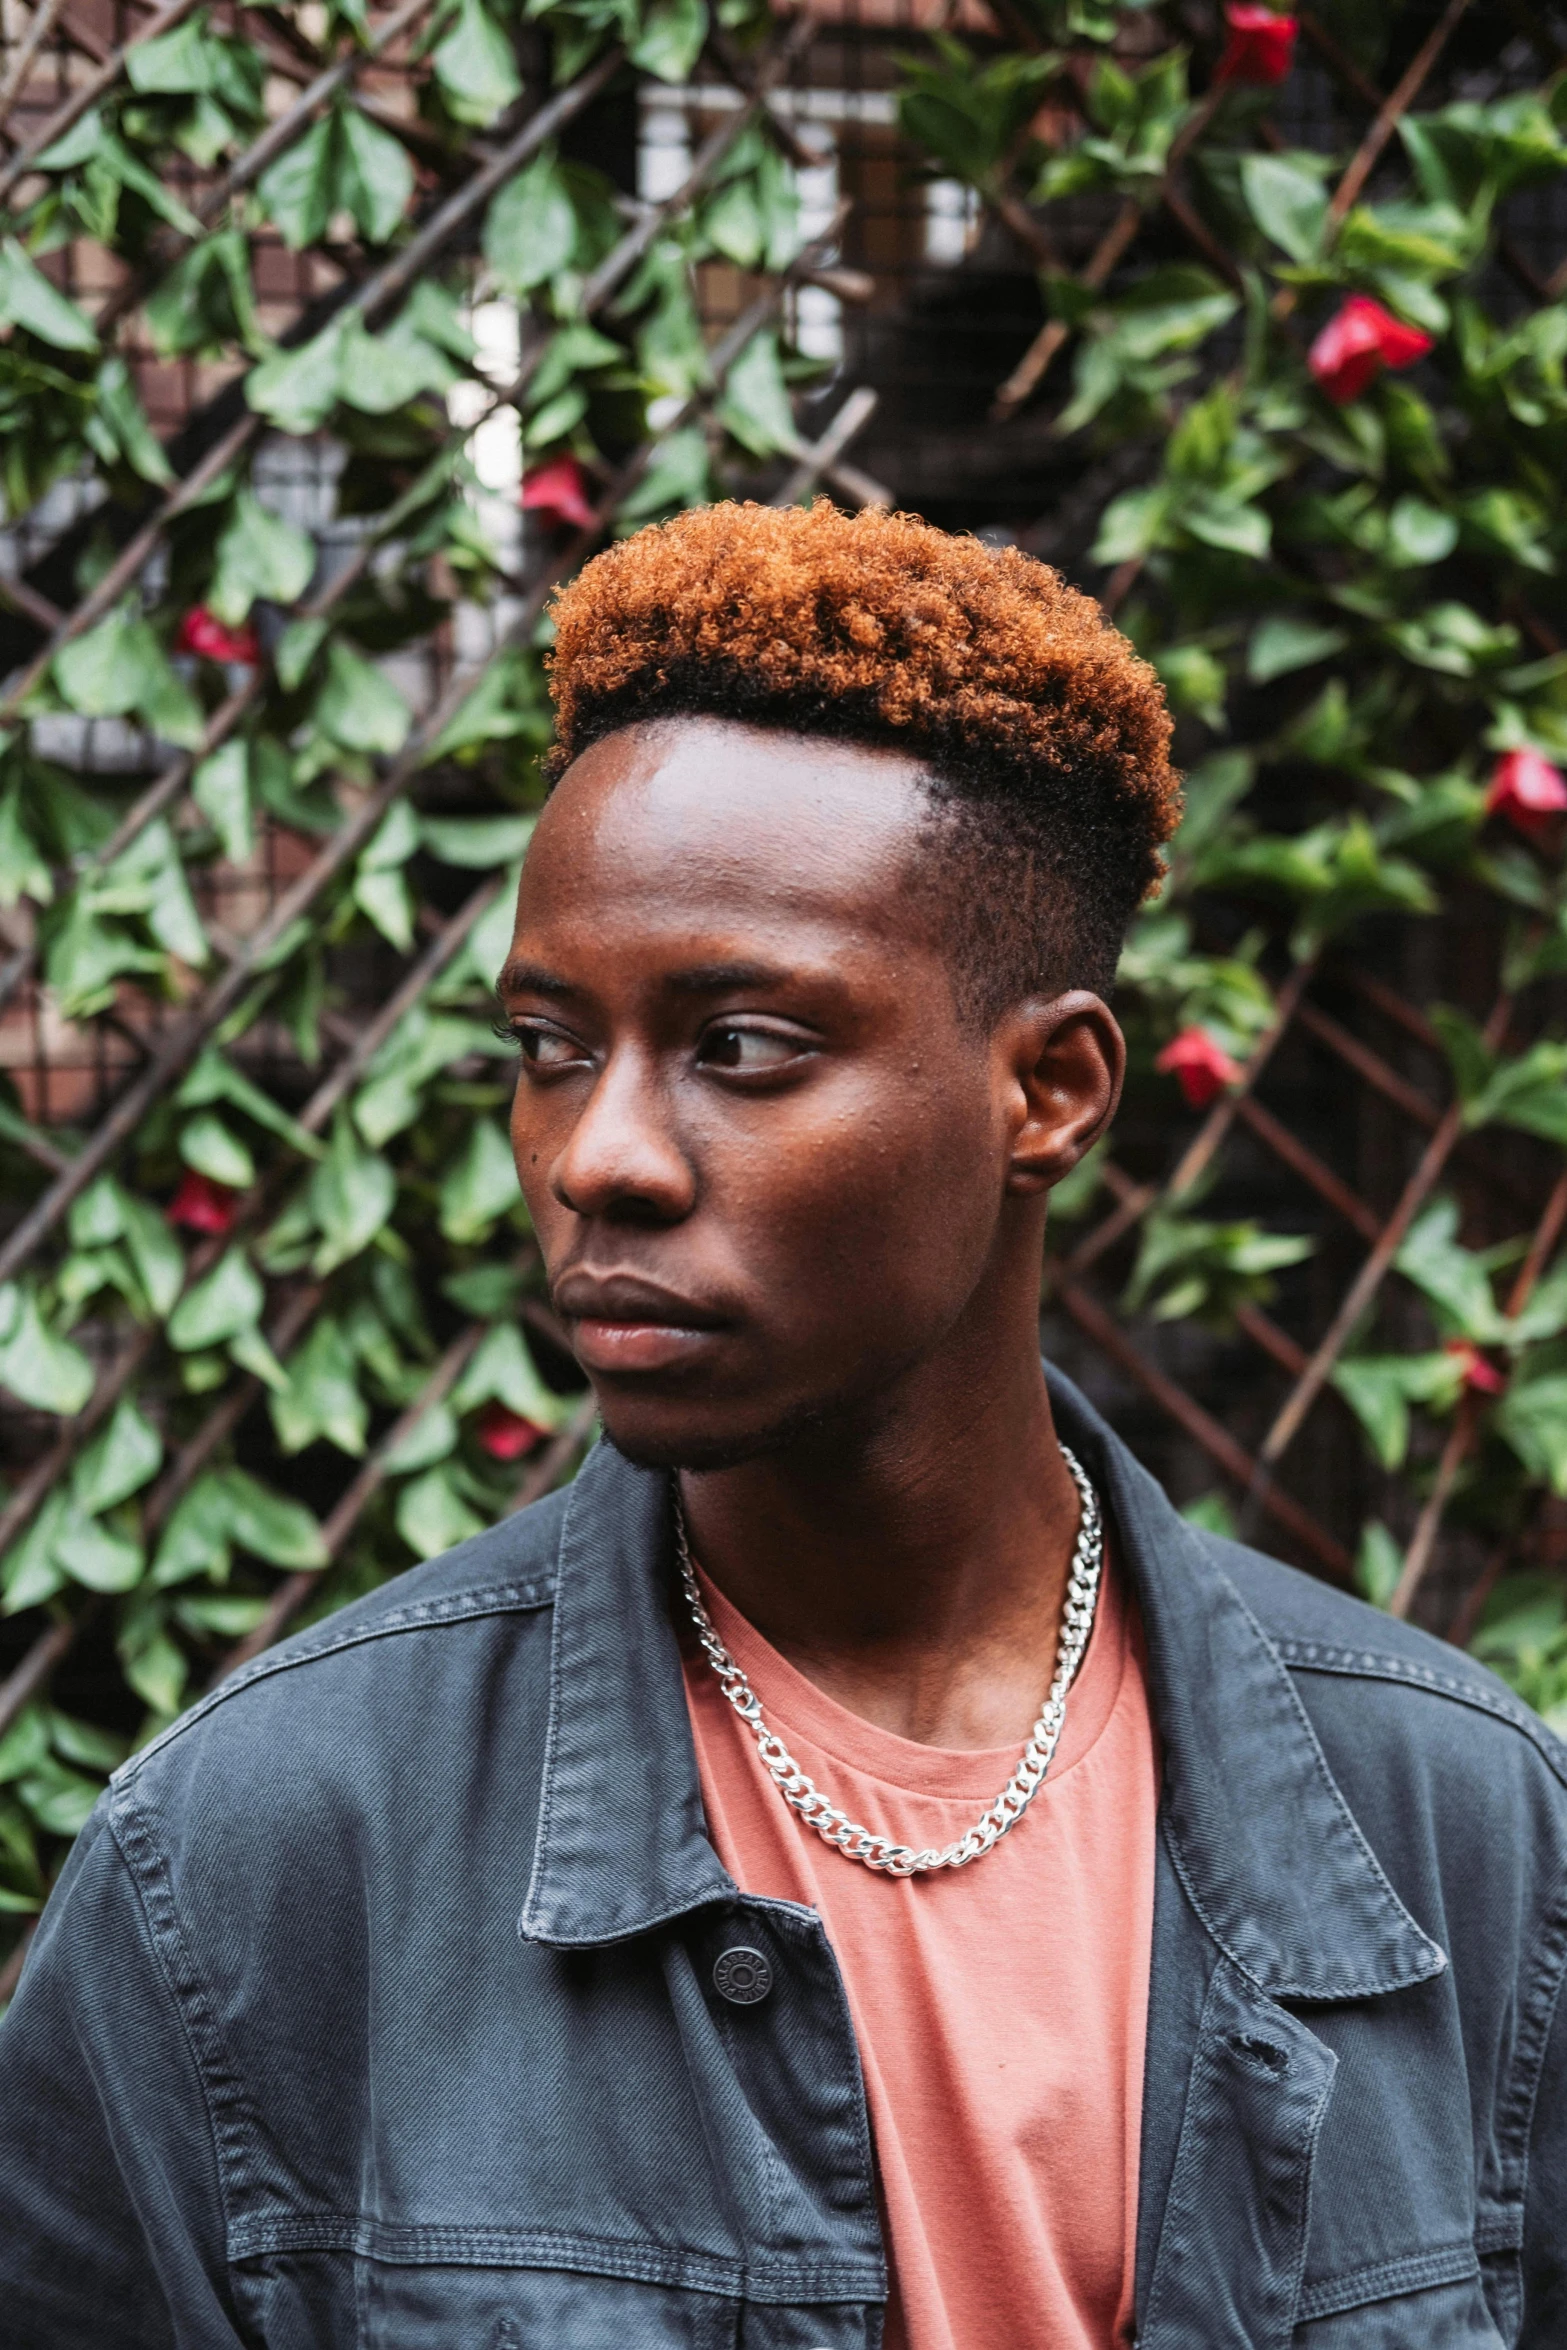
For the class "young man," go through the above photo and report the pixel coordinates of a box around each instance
[1,501,1564,2349]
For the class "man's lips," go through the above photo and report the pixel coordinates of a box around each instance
[553,1273,729,1375]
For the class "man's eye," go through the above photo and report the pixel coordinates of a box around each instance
[515,1023,588,1070]
[699,1023,808,1073]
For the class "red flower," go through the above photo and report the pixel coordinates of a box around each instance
[475,1401,547,1461]
[1486,747,1567,840]
[520,455,597,534]
[1155,1026,1243,1108]
[1444,1341,1507,1397]
[166,1171,239,1234]
[1215,5,1297,85]
[177,606,260,665]
[1308,296,1433,405]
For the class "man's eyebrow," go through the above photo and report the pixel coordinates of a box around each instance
[495,959,577,1000]
[664,961,798,995]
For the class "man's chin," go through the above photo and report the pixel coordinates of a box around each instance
[597,1390,839,1475]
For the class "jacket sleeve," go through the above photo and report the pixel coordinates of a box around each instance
[1520,1895,1567,2347]
[0,1799,247,2349]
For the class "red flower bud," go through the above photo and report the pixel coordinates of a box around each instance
[1307,296,1433,405]
[177,606,260,665]
[166,1171,240,1234]
[1155,1026,1243,1109]
[476,1401,547,1461]
[1485,747,1567,840]
[1215,4,1297,85]
[1444,1341,1507,1397]
[520,454,598,534]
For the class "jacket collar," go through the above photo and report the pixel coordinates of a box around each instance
[520,1369,1445,2001]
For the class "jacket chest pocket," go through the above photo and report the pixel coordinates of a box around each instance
[1291,2267,1502,2347]
[356,2263,740,2348]
[354,2263,882,2350]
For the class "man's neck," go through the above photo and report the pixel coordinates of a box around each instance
[676,1339,1084,1752]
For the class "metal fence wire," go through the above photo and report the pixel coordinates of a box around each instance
[0,0,1565,1988]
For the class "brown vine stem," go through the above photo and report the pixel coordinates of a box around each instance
[212,1319,490,1680]
[1051,1274,1352,1580]
[1391,1163,1567,1622]
[0,47,625,725]
[0,1916,34,2005]
[1059,956,1317,1281]
[1250,993,1513,1481]
[0,0,68,143]
[1326,0,1473,226]
[89,0,444,344]
[0,869,506,1603]
[0,0,209,202]
[211,1379,599,1686]
[0,14,806,952]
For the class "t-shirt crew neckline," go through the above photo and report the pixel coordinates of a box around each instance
[687,1544,1129,1806]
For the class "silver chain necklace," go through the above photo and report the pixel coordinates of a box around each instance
[674,1444,1104,1878]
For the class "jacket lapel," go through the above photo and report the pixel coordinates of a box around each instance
[1042,1368,1446,2346]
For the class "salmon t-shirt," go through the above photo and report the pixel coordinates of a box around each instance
[681,1553,1159,2350]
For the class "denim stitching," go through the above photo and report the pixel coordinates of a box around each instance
[1296,2241,1480,2322]
[113,1576,556,1787]
[106,1789,254,2232]
[224,2212,882,2300]
[1275,1641,1567,1788]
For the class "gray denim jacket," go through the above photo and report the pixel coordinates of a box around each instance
[2,1366,1566,2348]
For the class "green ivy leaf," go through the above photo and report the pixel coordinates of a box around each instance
[166,1250,265,1352]
[219,1467,328,1567]
[483,148,578,292]
[270,1314,369,1456]
[52,1512,144,1595]
[1247,616,1349,684]
[431,0,522,126]
[308,1115,396,1275]
[1395,1197,1504,1340]
[629,0,708,81]
[1239,153,1330,264]
[1495,1374,1567,1495]
[451,1322,567,1425]
[396,1463,485,1558]
[192,740,253,865]
[179,1111,255,1189]
[1331,1351,1460,1468]
[207,491,315,626]
[0,239,97,353]
[438,1116,522,1243]
[0,1287,93,1414]
[719,329,795,458]
[246,316,351,434]
[1354,1520,1404,1608]
[70,1398,162,1518]
[314,639,411,755]
[337,106,414,244]
[382,1399,458,1473]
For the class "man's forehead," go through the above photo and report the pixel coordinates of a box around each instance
[516,716,931,918]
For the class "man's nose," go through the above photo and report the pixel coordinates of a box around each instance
[550,1048,696,1223]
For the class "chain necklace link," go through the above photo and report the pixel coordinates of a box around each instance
[674,1444,1104,1877]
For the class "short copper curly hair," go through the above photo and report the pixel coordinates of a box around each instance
[546,500,1179,1011]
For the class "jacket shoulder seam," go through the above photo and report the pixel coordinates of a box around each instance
[104,1793,250,2241]
[114,1572,557,1787]
[1273,1637,1567,1787]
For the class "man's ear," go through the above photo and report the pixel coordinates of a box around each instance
[999,992,1125,1196]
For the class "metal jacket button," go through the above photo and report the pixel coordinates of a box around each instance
[712,1945,772,2005]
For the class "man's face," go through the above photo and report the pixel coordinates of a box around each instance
[500,716,1042,1468]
